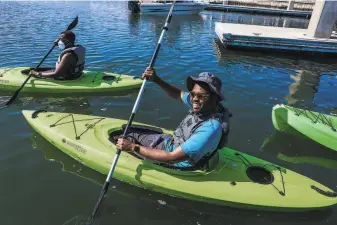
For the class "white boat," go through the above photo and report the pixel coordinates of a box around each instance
[128,0,209,15]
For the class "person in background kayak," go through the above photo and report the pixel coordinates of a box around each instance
[29,31,86,80]
[116,68,231,170]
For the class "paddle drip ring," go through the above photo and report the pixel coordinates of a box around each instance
[246,166,274,185]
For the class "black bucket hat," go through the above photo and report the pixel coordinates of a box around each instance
[187,72,225,101]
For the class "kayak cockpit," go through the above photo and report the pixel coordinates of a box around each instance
[108,124,220,172]
[20,67,85,81]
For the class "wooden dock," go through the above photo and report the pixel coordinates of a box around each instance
[215,23,337,54]
[205,4,312,18]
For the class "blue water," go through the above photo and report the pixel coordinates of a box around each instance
[0,1,337,225]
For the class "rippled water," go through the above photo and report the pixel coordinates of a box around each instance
[1,1,337,225]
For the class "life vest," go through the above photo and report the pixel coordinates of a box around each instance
[56,44,86,80]
[172,103,231,169]
[173,104,230,148]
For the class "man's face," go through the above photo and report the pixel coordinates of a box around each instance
[59,34,70,45]
[60,34,66,42]
[189,83,215,113]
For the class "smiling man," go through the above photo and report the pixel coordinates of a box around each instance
[116,68,230,170]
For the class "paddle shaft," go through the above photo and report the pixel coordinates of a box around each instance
[87,2,176,223]
[2,16,78,107]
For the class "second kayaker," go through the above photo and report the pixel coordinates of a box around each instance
[116,68,231,170]
[29,31,86,80]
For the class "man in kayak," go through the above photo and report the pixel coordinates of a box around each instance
[29,31,86,80]
[116,68,230,170]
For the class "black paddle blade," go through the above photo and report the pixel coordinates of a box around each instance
[0,102,8,109]
[0,91,18,109]
[67,15,78,31]
[87,181,110,225]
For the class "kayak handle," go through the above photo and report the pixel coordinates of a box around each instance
[311,185,337,197]
[32,109,47,119]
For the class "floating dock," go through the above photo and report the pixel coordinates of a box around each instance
[205,4,312,18]
[215,23,337,54]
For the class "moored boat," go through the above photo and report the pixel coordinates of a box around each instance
[128,0,208,15]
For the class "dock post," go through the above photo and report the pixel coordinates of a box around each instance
[306,0,337,38]
[222,0,229,5]
[287,0,295,10]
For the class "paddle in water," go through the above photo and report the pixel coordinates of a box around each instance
[0,16,78,109]
[86,2,176,224]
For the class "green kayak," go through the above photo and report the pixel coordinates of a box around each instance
[0,67,142,94]
[22,110,337,212]
[272,104,337,152]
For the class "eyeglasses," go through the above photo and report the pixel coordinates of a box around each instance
[189,91,210,100]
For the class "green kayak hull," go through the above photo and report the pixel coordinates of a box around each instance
[22,110,337,212]
[272,104,337,152]
[0,67,142,93]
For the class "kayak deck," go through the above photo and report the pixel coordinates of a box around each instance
[272,104,337,151]
[22,110,337,212]
[0,67,143,93]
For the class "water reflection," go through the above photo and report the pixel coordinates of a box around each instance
[128,13,204,45]
[261,131,337,170]
[31,130,104,186]
[128,12,141,36]
[201,11,309,28]
[32,96,93,114]
[213,39,337,109]
[285,69,320,107]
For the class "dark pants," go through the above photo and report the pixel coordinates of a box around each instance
[125,133,172,150]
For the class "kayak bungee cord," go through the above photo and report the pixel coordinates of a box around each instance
[235,152,252,167]
[91,72,103,83]
[264,164,286,196]
[48,113,105,140]
[0,16,78,109]
[291,106,336,131]
[86,2,176,224]
[0,68,14,77]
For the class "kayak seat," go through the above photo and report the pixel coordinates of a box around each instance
[109,124,163,146]
[108,124,219,171]
[205,152,219,171]
[109,124,164,160]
